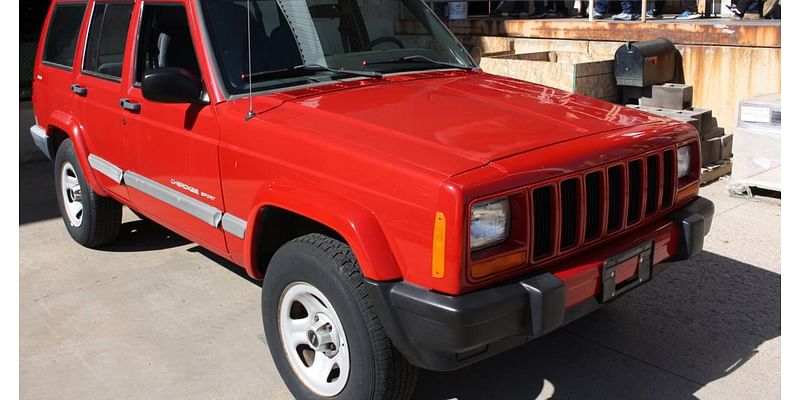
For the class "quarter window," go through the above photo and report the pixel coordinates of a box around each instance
[42,4,86,68]
[83,3,133,79]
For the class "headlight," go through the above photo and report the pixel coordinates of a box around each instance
[677,145,691,178]
[470,198,510,251]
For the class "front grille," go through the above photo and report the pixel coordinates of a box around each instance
[529,147,678,263]
[627,159,643,224]
[584,172,602,241]
[560,179,579,250]
[532,186,555,260]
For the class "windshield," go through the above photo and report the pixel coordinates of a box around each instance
[199,0,476,96]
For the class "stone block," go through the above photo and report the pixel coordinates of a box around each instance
[701,137,722,166]
[721,134,734,159]
[651,83,693,110]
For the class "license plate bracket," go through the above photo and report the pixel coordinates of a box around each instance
[600,241,654,303]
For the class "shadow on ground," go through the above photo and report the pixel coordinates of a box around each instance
[413,251,780,399]
[98,219,191,252]
[20,161,60,224]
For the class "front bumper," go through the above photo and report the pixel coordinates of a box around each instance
[366,196,713,371]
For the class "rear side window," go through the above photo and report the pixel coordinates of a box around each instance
[42,4,87,68]
[83,2,133,80]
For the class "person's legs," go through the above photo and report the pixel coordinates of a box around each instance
[650,0,666,14]
[621,1,638,14]
[533,0,547,15]
[612,0,640,19]
[676,0,701,19]
[594,0,609,16]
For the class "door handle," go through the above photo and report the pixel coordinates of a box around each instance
[71,84,88,96]
[119,98,141,113]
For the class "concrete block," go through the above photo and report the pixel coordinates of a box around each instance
[651,83,693,110]
[702,126,725,140]
[721,134,734,159]
[669,108,713,134]
[630,105,702,132]
[701,137,722,166]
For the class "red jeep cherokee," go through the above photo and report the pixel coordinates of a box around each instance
[31,0,713,398]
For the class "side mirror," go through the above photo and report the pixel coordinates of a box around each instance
[142,67,203,103]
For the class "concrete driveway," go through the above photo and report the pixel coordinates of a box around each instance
[20,160,780,400]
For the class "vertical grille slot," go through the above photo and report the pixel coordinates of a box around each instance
[532,186,555,259]
[607,165,624,232]
[627,160,643,224]
[662,149,675,209]
[560,179,579,250]
[645,155,660,215]
[584,172,602,241]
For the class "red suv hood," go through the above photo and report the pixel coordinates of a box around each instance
[259,71,668,176]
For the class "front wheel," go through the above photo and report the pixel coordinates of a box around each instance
[262,233,418,399]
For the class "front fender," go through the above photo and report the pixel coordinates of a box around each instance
[243,182,403,282]
[47,111,110,197]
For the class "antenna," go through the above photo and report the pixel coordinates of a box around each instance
[245,0,256,121]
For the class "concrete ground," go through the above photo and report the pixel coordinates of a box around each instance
[20,160,780,400]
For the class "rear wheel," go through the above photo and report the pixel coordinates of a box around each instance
[262,233,418,399]
[54,139,122,248]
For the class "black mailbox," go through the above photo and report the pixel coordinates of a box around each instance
[614,38,677,87]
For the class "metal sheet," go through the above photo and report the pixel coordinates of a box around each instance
[124,171,223,228]
[221,213,247,239]
[87,154,123,184]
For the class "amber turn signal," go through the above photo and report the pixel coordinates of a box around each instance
[432,211,446,279]
[469,251,527,279]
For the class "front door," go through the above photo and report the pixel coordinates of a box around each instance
[72,1,135,200]
[121,1,227,253]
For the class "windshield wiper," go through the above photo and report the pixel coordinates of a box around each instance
[363,55,474,71]
[242,64,383,83]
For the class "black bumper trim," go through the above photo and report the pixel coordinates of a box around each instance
[367,196,714,372]
[667,196,714,260]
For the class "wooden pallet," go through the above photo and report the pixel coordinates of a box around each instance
[700,159,732,185]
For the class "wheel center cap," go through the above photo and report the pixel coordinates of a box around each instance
[307,331,319,348]
[307,313,340,357]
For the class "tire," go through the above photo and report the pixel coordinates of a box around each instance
[262,233,418,400]
[53,139,122,248]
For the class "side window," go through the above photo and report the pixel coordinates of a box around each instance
[42,4,87,68]
[83,2,133,80]
[135,5,201,84]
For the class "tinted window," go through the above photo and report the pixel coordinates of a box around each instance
[200,0,292,93]
[83,3,133,79]
[135,5,201,84]
[199,0,474,96]
[43,4,86,68]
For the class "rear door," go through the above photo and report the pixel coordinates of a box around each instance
[121,1,227,253]
[72,1,136,200]
[33,1,87,130]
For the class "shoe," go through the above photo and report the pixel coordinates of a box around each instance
[763,0,778,17]
[592,11,607,19]
[676,11,701,20]
[725,4,741,14]
[646,10,663,20]
[611,12,639,21]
